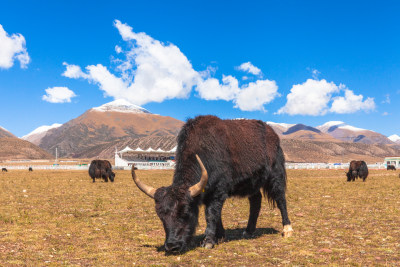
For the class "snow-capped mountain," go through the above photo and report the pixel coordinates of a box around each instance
[92,99,150,114]
[317,121,367,133]
[388,134,400,144]
[37,100,183,158]
[317,121,392,144]
[21,123,62,145]
[266,122,295,135]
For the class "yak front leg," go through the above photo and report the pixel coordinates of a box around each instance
[243,191,262,238]
[202,199,225,249]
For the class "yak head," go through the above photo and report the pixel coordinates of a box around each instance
[109,171,115,182]
[345,171,352,181]
[131,155,207,253]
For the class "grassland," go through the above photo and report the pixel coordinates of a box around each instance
[0,169,400,266]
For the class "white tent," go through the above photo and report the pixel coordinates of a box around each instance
[119,146,134,153]
[169,146,177,153]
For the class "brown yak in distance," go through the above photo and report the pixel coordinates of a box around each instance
[346,160,368,182]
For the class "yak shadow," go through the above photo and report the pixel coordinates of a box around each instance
[152,227,279,255]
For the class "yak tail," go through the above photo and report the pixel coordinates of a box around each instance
[262,145,287,208]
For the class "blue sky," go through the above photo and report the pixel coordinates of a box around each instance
[1,0,400,137]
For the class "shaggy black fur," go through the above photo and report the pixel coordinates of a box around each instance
[146,115,291,253]
[346,160,368,182]
[1,168,7,172]
[88,160,115,183]
[387,165,396,171]
[29,167,33,172]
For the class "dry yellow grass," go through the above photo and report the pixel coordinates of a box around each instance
[0,169,400,265]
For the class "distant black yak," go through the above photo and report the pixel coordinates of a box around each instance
[132,115,293,253]
[346,160,368,182]
[387,165,396,171]
[29,167,33,172]
[1,168,7,172]
[88,160,115,183]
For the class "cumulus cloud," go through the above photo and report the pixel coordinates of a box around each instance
[277,79,341,115]
[42,87,77,103]
[330,89,375,114]
[237,62,262,76]
[115,45,122,54]
[62,62,88,79]
[63,20,279,111]
[234,80,279,111]
[277,79,375,115]
[0,24,30,69]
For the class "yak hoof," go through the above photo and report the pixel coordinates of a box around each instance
[282,224,293,238]
[204,242,214,249]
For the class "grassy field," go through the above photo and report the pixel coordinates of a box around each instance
[0,169,400,266]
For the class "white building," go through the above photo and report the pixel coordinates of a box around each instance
[384,157,400,168]
[115,146,177,170]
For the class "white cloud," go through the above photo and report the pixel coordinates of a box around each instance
[0,24,30,69]
[62,62,88,79]
[278,79,376,115]
[62,20,280,111]
[277,79,341,116]
[312,69,320,79]
[382,111,389,116]
[42,87,77,103]
[237,62,262,75]
[234,79,279,111]
[330,89,375,114]
[196,75,239,101]
[115,45,122,54]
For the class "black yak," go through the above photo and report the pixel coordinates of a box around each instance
[1,168,7,172]
[131,115,293,253]
[29,167,33,172]
[346,160,368,182]
[387,165,396,171]
[88,160,115,183]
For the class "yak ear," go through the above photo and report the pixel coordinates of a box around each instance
[189,155,208,197]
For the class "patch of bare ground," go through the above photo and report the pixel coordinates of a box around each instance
[0,169,399,265]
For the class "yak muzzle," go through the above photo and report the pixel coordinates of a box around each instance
[164,241,184,253]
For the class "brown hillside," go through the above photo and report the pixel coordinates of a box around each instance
[76,135,177,159]
[281,139,400,163]
[0,137,53,160]
[281,130,341,143]
[0,127,16,138]
[39,109,183,158]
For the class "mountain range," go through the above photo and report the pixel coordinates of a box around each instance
[0,126,53,160]
[2,99,399,162]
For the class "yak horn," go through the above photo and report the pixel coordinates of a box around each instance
[131,164,156,199]
[189,154,208,197]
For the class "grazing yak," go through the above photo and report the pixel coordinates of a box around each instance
[29,167,33,172]
[131,115,293,253]
[387,165,396,171]
[346,160,368,182]
[1,168,7,172]
[88,160,115,183]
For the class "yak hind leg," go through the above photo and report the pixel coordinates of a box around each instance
[243,191,262,238]
[274,191,293,238]
[202,199,225,249]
